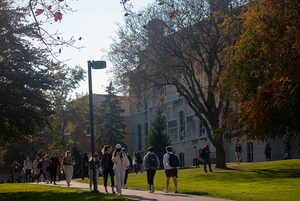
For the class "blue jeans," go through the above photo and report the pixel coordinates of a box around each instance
[14,171,19,183]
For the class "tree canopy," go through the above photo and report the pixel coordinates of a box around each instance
[223,0,300,145]
[109,0,244,168]
[0,0,58,147]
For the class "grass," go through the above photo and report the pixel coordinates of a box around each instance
[75,159,300,201]
[0,183,134,201]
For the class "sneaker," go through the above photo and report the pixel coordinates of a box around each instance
[54,182,57,185]
[164,189,168,193]
[175,190,178,193]
[205,171,208,173]
[117,193,121,196]
[36,180,38,183]
[210,170,213,172]
[46,181,49,184]
[149,190,153,193]
[112,190,116,194]
[124,184,128,189]
[50,181,52,184]
[105,191,108,194]
[151,185,154,193]
[90,187,92,191]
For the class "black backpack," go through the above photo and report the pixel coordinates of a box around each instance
[168,153,179,167]
[146,154,157,169]
[235,145,240,152]
[37,161,43,169]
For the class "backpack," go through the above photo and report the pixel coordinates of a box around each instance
[168,153,179,167]
[136,155,142,164]
[146,154,157,169]
[235,145,240,152]
[37,161,43,169]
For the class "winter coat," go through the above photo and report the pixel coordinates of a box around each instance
[112,152,130,171]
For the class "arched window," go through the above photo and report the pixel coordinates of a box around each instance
[199,120,205,137]
[179,111,185,141]
[145,122,148,146]
[138,124,142,151]
[179,152,185,167]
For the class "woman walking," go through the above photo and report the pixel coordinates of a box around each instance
[88,153,101,191]
[63,150,75,187]
[37,157,46,183]
[112,144,130,196]
[101,145,116,194]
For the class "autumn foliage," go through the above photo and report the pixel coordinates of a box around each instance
[223,0,300,144]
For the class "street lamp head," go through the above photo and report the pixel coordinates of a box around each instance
[89,60,106,69]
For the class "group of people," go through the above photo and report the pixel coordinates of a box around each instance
[10,151,75,187]
[192,145,214,173]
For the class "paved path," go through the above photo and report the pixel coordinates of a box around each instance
[31,180,230,201]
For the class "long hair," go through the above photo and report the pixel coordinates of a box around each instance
[102,145,111,154]
[113,148,123,158]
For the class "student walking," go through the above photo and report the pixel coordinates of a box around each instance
[82,153,89,180]
[201,144,213,173]
[23,156,32,182]
[11,160,20,183]
[63,150,75,187]
[49,152,60,185]
[112,144,130,196]
[132,152,138,174]
[88,153,100,191]
[37,157,46,183]
[264,143,272,161]
[122,148,132,189]
[163,146,178,193]
[44,155,50,183]
[101,145,116,194]
[235,143,243,165]
[143,146,160,193]
[284,141,291,159]
[193,146,199,168]
[32,156,40,182]
[136,152,143,173]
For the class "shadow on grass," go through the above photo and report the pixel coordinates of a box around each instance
[1,191,130,201]
[180,191,209,196]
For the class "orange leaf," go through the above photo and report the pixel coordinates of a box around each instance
[169,13,176,19]
[54,12,63,22]
[48,6,52,10]
[35,9,44,16]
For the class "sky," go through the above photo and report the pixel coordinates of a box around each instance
[38,0,156,98]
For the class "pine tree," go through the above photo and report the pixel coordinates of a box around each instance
[146,108,171,169]
[96,82,128,153]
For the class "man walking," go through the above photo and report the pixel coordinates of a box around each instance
[235,143,243,165]
[163,146,178,193]
[49,152,60,185]
[193,146,199,168]
[143,146,160,193]
[200,144,213,173]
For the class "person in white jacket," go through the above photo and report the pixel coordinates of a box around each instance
[23,156,33,182]
[112,144,130,195]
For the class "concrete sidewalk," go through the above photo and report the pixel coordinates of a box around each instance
[31,180,230,201]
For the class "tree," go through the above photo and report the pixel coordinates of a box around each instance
[0,0,58,147]
[223,0,300,145]
[146,108,171,169]
[96,82,128,152]
[109,0,243,168]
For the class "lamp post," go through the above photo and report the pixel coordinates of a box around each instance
[88,60,106,193]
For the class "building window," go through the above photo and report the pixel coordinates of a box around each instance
[86,125,96,137]
[144,102,148,110]
[179,152,185,167]
[199,120,205,137]
[145,122,148,146]
[179,111,185,141]
[138,124,142,151]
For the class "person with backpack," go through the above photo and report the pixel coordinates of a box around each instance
[235,143,243,165]
[201,144,213,173]
[163,146,178,193]
[264,143,272,161]
[143,146,160,193]
[37,157,46,183]
[122,148,132,189]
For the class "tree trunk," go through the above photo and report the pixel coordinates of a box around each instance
[215,140,227,168]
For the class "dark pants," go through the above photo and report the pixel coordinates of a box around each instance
[147,169,156,190]
[193,158,199,168]
[124,168,129,185]
[26,169,31,182]
[50,170,57,183]
[203,159,212,172]
[38,170,46,181]
[82,166,88,179]
[103,169,115,187]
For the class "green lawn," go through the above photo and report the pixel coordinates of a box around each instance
[75,159,300,201]
[0,184,133,201]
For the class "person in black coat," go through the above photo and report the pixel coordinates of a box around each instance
[101,145,116,194]
[200,144,213,173]
[49,152,60,185]
[81,153,89,180]
[122,148,133,189]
